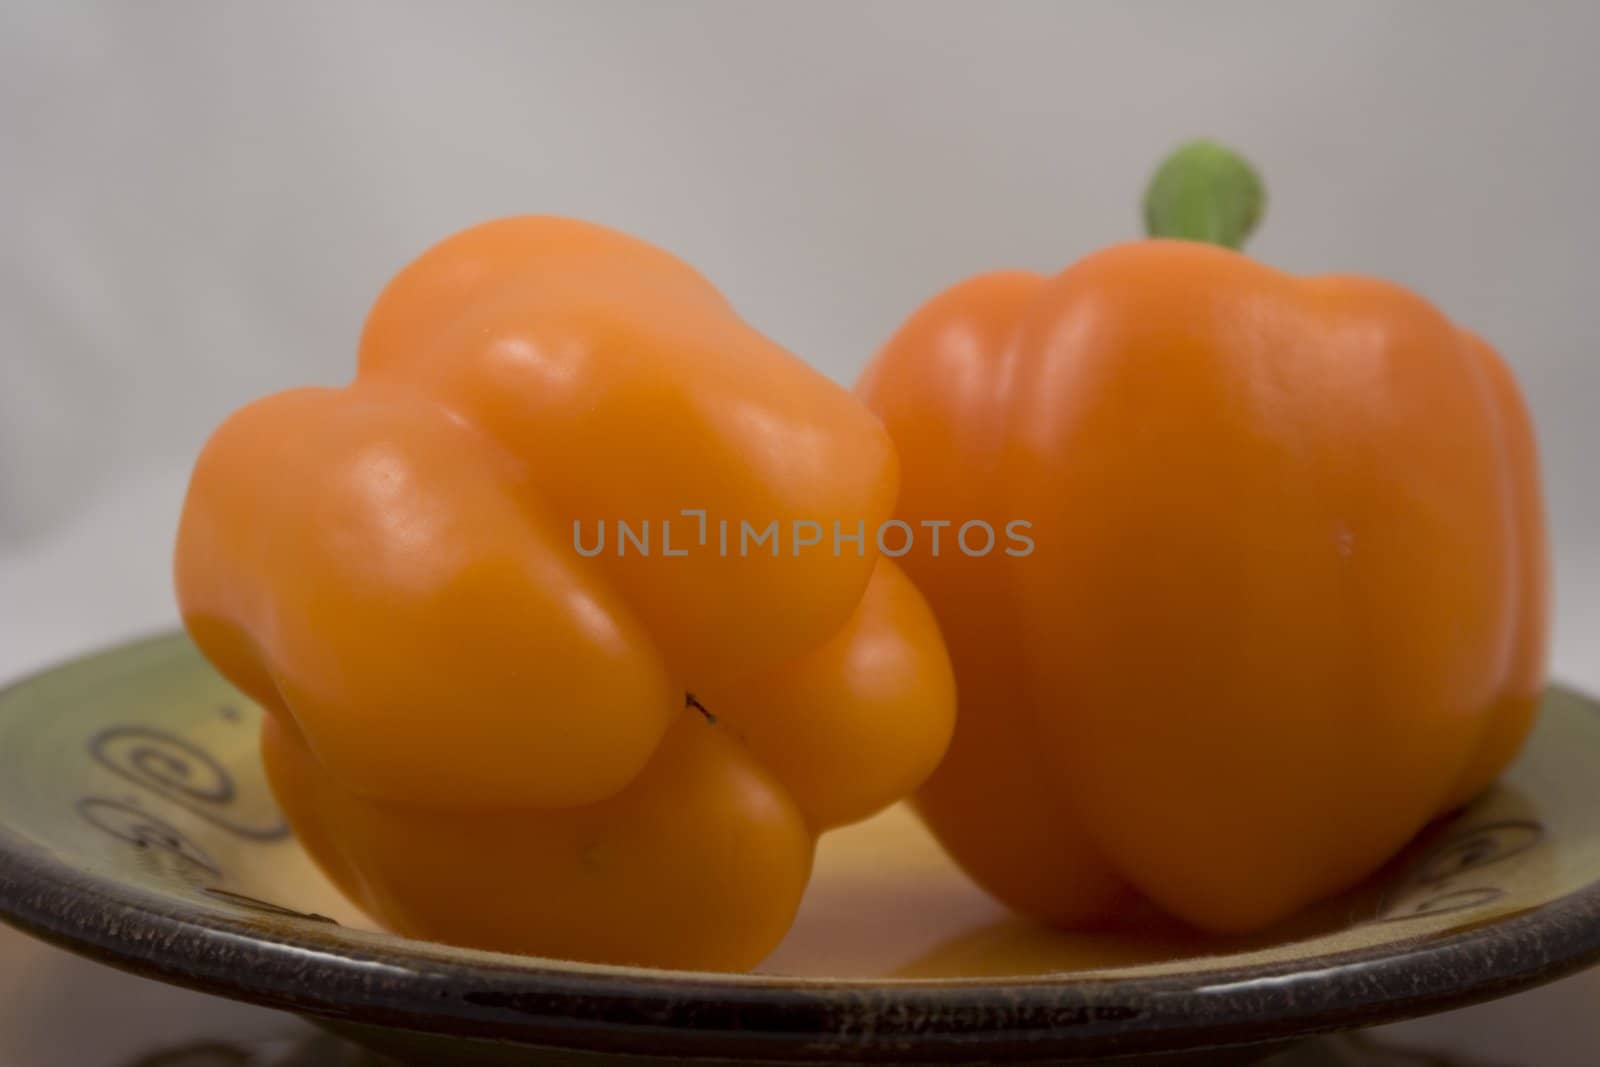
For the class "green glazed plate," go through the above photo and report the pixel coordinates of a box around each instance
[1,632,1598,1065]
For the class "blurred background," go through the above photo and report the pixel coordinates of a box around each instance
[1,4,1598,1062]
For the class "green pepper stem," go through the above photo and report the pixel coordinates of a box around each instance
[1142,139,1266,250]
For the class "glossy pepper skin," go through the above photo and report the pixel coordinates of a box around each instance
[175,217,955,971]
[857,236,1548,935]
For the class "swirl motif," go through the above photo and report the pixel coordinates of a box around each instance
[89,723,287,840]
[76,797,220,877]
[1376,819,1544,924]
[1412,820,1542,886]
[1380,886,1505,922]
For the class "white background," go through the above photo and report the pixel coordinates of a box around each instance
[1,4,1599,1063]
[1,2,1596,688]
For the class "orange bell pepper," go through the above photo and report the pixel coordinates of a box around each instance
[174,216,955,970]
[857,142,1548,934]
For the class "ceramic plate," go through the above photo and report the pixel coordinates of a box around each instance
[1,633,1598,1065]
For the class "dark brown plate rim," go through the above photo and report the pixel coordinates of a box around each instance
[2,633,1599,1062]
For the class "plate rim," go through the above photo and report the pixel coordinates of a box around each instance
[2,632,1599,1062]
